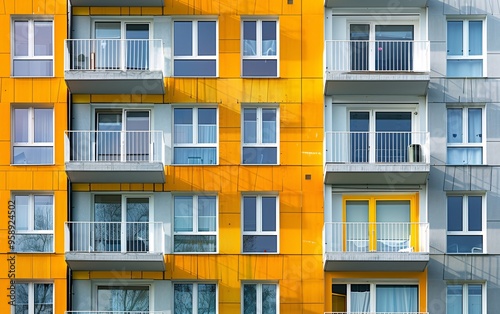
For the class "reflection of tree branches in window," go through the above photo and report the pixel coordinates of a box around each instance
[16,234,53,252]
[15,284,29,314]
[99,286,149,311]
[34,284,53,313]
[198,284,217,314]
[174,284,193,313]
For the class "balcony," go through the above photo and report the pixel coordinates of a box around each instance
[323,222,429,272]
[325,0,428,7]
[325,40,430,96]
[64,39,165,94]
[69,0,164,6]
[325,131,430,185]
[65,130,166,183]
[65,221,165,271]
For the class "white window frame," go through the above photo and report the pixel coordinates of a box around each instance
[241,18,279,77]
[173,106,219,165]
[241,106,279,165]
[13,193,54,253]
[331,281,420,312]
[241,282,279,314]
[241,195,279,254]
[12,106,54,165]
[93,281,152,311]
[11,282,54,314]
[446,18,487,77]
[446,106,485,165]
[11,17,54,77]
[172,194,219,254]
[446,283,486,314]
[446,194,486,254]
[173,19,219,77]
[173,282,218,314]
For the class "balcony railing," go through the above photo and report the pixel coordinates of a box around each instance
[64,130,165,163]
[65,221,164,253]
[324,222,429,253]
[325,131,429,164]
[325,40,430,73]
[64,39,164,71]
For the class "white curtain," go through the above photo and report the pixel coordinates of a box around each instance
[469,21,483,56]
[174,196,193,232]
[376,285,417,312]
[447,285,463,314]
[351,290,370,312]
[447,21,463,56]
[468,108,482,143]
[468,285,482,314]
[198,124,216,143]
[447,108,463,143]
[198,196,216,232]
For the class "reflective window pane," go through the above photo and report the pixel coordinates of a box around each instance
[242,147,277,164]
[14,109,29,143]
[447,21,463,56]
[447,285,463,314]
[174,147,217,165]
[174,284,193,314]
[447,196,463,231]
[243,108,257,144]
[34,283,53,313]
[198,196,216,232]
[262,284,277,314]
[174,235,216,253]
[262,21,276,56]
[198,284,216,314]
[15,283,29,314]
[243,285,257,314]
[174,108,193,144]
[14,21,29,56]
[243,21,257,56]
[34,195,53,230]
[468,285,482,314]
[447,108,463,144]
[198,21,216,56]
[468,108,482,143]
[469,21,483,56]
[243,235,277,252]
[15,195,29,230]
[262,109,277,144]
[34,109,53,143]
[468,196,482,232]
[243,197,256,232]
[447,235,483,253]
[174,60,217,77]
[174,196,193,232]
[98,286,149,311]
[262,197,276,232]
[34,21,53,56]
[174,21,193,56]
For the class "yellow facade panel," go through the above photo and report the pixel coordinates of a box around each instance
[50,255,67,278]
[0,171,6,191]
[90,183,121,191]
[215,255,240,301]
[71,183,90,192]
[282,0,301,15]
[32,79,52,103]
[15,254,33,277]
[219,126,240,142]
[196,255,219,279]
[301,126,323,142]
[0,143,11,165]
[280,212,301,254]
[71,271,90,280]
[141,7,163,15]
[219,213,240,254]
[280,191,302,213]
[219,52,241,78]
[219,14,240,40]
[1,78,14,103]
[280,127,301,143]
[268,78,302,103]
[302,279,325,303]
[280,103,302,128]
[201,167,222,191]
[14,0,33,14]
[0,54,9,77]
[32,171,53,190]
[280,141,301,165]
[279,16,302,79]
[7,171,33,190]
[301,141,323,166]
[54,279,67,314]
[90,94,129,103]
[141,94,164,103]
[14,79,33,102]
[120,7,130,15]
[218,192,239,213]
[280,280,302,304]
[239,255,283,280]
[89,7,121,15]
[51,80,68,103]
[219,141,240,166]
[72,94,90,104]
[218,303,241,314]
[72,7,89,15]
[236,166,273,191]
[219,166,239,192]
[301,15,324,78]
[32,255,51,278]
[301,254,323,280]
[282,255,302,280]
[301,212,323,254]
[129,7,141,15]
[171,255,199,279]
[281,166,302,192]
[142,271,164,280]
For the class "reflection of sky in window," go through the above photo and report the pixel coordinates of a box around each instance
[198,21,216,56]
[447,196,463,231]
[243,196,257,231]
[174,21,193,56]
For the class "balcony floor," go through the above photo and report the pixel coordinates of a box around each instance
[324,252,429,272]
[66,161,166,183]
[325,71,430,96]
[66,252,165,271]
[65,70,165,94]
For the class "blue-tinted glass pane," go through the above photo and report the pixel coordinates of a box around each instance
[243,196,256,232]
[447,60,482,77]
[198,284,216,314]
[174,108,193,144]
[447,108,463,144]
[199,108,217,125]
[447,196,463,231]
[174,284,193,313]
[262,109,277,144]
[14,108,29,143]
[174,147,217,165]
[34,21,53,56]
[14,21,28,56]
[242,147,277,164]
[468,285,482,314]
[174,60,217,77]
[15,195,29,230]
[244,108,257,144]
[243,235,277,252]
[243,285,257,314]
[468,108,482,143]
[13,147,53,164]
[15,284,29,314]
[13,60,53,77]
[198,196,216,232]
[34,109,53,143]
[262,284,277,314]
[447,147,482,165]
[34,284,53,313]
[15,234,53,252]
[174,21,193,56]
[447,21,463,56]
[174,235,216,252]
[95,22,120,39]
[174,196,193,232]
[262,21,277,56]
[198,21,216,56]
[198,108,217,144]
[262,197,276,232]
[375,25,414,40]
[469,21,482,56]
[468,196,482,231]
[242,59,277,77]
[447,285,463,314]
[34,195,53,230]
[447,235,483,253]
[243,21,256,56]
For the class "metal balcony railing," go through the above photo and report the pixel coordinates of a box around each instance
[325,40,430,73]
[65,221,164,253]
[323,222,429,253]
[64,39,164,71]
[325,131,429,164]
[64,130,165,163]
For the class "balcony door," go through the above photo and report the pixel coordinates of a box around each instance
[96,110,150,162]
[97,286,150,312]
[95,22,150,70]
[94,195,151,253]
[350,24,414,71]
[349,111,412,163]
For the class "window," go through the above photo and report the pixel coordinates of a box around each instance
[331,283,418,312]
[447,284,484,314]
[13,282,53,313]
[174,195,217,253]
[242,107,278,165]
[97,285,150,311]
[13,107,54,165]
[242,195,278,253]
[242,283,278,314]
[89,195,152,253]
[447,107,484,165]
[12,18,53,77]
[242,20,278,77]
[14,194,53,252]
[447,195,484,253]
[174,20,217,77]
[174,283,217,314]
[447,19,484,77]
[174,108,217,164]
